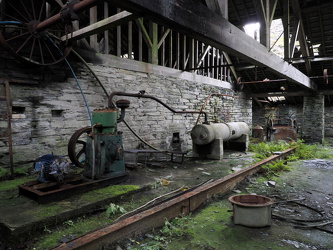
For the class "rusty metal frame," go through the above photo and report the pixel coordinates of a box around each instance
[54,147,295,250]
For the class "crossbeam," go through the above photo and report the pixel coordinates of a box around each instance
[60,11,137,42]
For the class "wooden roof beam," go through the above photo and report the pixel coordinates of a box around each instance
[110,0,316,91]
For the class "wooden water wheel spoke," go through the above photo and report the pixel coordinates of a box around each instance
[7,1,30,23]
[0,0,72,65]
[5,31,30,43]
[15,34,32,53]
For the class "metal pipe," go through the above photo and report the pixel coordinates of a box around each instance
[240,79,287,84]
[108,91,208,123]
[195,92,237,125]
[34,0,100,32]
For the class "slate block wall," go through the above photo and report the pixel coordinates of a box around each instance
[252,96,330,143]
[302,94,325,143]
[252,104,303,139]
[0,49,252,167]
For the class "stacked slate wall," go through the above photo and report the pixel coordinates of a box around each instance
[252,104,303,140]
[0,49,252,167]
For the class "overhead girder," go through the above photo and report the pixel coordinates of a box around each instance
[109,0,316,91]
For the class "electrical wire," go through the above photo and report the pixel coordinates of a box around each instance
[71,50,165,151]
[71,49,109,98]
[63,57,93,125]
[47,36,92,125]
[0,21,22,24]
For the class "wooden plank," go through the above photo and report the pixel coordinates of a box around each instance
[111,0,316,90]
[61,11,137,43]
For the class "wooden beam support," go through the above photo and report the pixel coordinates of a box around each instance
[283,0,290,60]
[61,11,137,43]
[205,0,228,19]
[89,6,98,51]
[290,0,312,75]
[110,0,316,91]
[149,21,159,64]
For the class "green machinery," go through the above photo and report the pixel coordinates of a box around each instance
[68,100,130,179]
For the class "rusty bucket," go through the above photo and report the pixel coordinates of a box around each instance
[229,194,274,227]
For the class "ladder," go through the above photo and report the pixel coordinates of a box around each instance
[0,80,14,177]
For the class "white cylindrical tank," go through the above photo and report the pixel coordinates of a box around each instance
[191,122,249,145]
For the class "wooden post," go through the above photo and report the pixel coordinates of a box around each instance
[149,21,159,64]
[117,8,122,57]
[89,6,98,51]
[104,3,109,54]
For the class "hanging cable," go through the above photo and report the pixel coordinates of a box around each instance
[71,49,109,98]
[63,57,93,125]
[0,21,22,24]
[47,36,92,125]
[70,50,166,151]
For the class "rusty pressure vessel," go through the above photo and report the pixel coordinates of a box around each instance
[191,122,250,145]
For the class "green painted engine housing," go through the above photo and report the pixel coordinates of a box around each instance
[85,134,126,179]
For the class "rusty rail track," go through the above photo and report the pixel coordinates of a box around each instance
[54,148,295,250]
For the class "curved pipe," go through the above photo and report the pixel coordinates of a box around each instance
[108,91,208,124]
[195,92,236,125]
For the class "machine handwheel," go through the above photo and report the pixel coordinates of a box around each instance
[0,0,72,65]
[68,126,92,168]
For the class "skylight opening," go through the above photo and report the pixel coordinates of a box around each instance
[244,23,260,42]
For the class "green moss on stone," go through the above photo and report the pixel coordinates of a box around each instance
[0,177,34,192]
[79,185,140,203]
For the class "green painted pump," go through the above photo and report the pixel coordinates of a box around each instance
[68,99,130,179]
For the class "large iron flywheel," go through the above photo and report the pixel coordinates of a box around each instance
[68,126,91,168]
[0,0,72,65]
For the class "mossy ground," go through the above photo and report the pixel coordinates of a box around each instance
[31,185,174,249]
[117,142,333,250]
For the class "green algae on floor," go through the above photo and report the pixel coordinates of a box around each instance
[32,186,171,249]
[79,184,140,203]
[26,185,140,221]
[33,214,109,250]
[0,176,35,192]
[127,200,300,250]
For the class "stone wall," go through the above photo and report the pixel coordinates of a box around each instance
[252,104,303,138]
[302,94,325,143]
[324,105,333,138]
[252,95,333,143]
[0,49,252,167]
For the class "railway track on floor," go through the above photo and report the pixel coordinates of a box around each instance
[54,148,295,250]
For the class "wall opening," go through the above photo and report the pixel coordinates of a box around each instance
[12,106,25,114]
[51,110,64,117]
